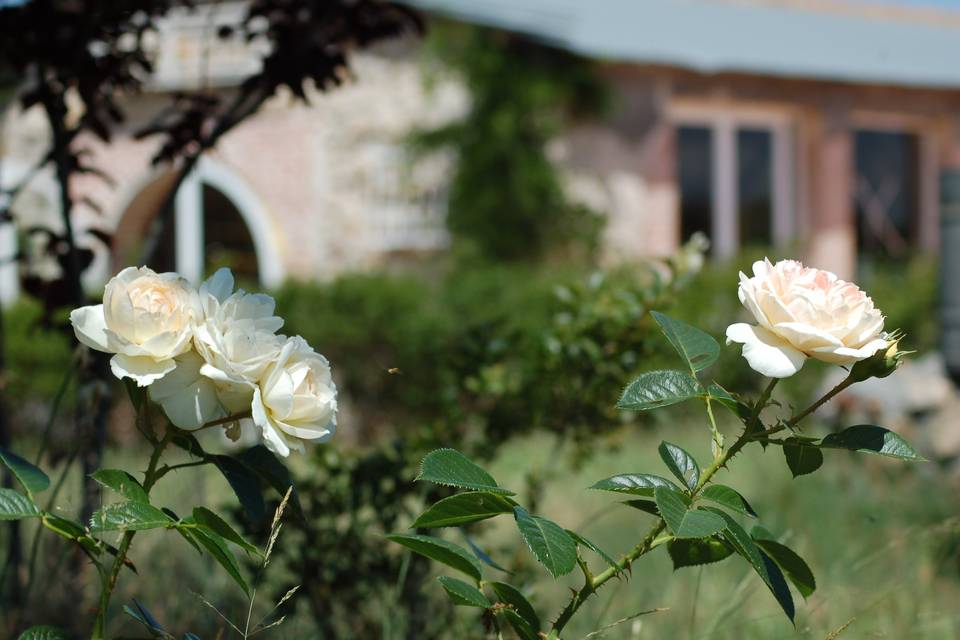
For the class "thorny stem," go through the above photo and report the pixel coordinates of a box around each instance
[787,375,854,427]
[550,379,781,637]
[90,426,171,640]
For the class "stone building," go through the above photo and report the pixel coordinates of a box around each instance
[2,0,959,301]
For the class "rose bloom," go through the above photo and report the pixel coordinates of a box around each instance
[70,266,199,386]
[193,268,285,404]
[252,336,337,457]
[726,259,888,378]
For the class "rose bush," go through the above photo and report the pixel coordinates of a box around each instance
[726,258,889,378]
[69,266,336,457]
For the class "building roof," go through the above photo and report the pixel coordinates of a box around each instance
[406,0,960,89]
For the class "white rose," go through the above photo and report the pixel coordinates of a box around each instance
[251,336,337,457]
[69,266,199,386]
[193,268,285,402]
[148,350,225,430]
[726,258,888,379]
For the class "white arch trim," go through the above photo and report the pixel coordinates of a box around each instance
[179,156,286,289]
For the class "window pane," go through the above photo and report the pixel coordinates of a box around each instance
[854,130,918,261]
[737,128,772,246]
[678,126,713,244]
[202,184,260,284]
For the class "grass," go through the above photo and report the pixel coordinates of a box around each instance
[6,404,959,639]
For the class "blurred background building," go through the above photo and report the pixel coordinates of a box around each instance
[2,0,959,299]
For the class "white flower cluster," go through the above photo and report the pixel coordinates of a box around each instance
[69,266,337,457]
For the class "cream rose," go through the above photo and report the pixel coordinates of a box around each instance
[193,269,285,404]
[726,259,888,378]
[251,336,337,457]
[69,266,199,386]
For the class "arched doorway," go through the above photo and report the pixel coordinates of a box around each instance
[112,158,284,287]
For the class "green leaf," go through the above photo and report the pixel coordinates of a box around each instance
[783,438,824,477]
[566,529,623,576]
[491,581,541,632]
[16,625,70,640]
[416,449,514,495]
[707,383,752,420]
[589,473,680,497]
[91,469,149,504]
[42,514,86,540]
[821,425,925,460]
[704,507,795,622]
[191,527,250,596]
[623,499,659,516]
[751,528,816,598]
[654,487,725,539]
[701,484,757,517]
[658,441,700,492]
[513,507,577,577]
[436,576,490,608]
[651,311,719,372]
[464,535,511,573]
[617,370,703,411]
[192,507,259,554]
[0,488,40,520]
[412,491,515,528]
[235,445,304,518]
[124,598,167,635]
[0,448,50,495]
[386,533,483,582]
[210,454,267,523]
[498,608,539,640]
[89,501,172,532]
[668,537,735,569]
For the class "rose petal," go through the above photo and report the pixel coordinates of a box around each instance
[809,337,889,365]
[69,304,110,352]
[149,353,224,429]
[110,353,176,387]
[726,323,807,379]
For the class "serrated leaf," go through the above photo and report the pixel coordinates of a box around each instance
[821,425,925,460]
[513,507,577,577]
[589,473,680,497]
[437,576,490,608]
[0,448,50,495]
[617,370,703,411]
[668,537,735,569]
[654,487,725,539]
[651,311,719,372]
[416,449,514,495]
[89,501,172,532]
[751,528,816,598]
[192,528,250,596]
[210,454,266,523]
[783,438,823,477]
[707,383,752,420]
[701,484,757,517]
[566,529,623,576]
[193,507,259,554]
[91,469,149,504]
[387,533,482,582]
[412,491,515,528]
[658,441,700,492]
[491,581,540,632]
[0,488,40,520]
[703,507,795,622]
[17,625,70,640]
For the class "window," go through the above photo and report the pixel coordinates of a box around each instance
[854,130,918,262]
[674,110,794,258]
[112,159,283,287]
